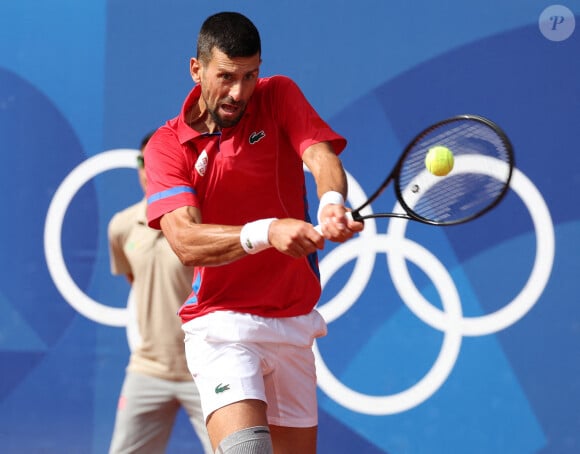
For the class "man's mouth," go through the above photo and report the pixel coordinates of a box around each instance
[221,103,239,115]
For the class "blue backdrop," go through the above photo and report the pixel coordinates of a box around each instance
[1,1,578,452]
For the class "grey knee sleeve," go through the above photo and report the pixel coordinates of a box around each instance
[216,426,273,454]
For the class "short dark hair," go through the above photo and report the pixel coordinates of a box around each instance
[140,131,154,150]
[197,12,261,63]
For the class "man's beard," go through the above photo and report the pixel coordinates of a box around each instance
[208,98,246,129]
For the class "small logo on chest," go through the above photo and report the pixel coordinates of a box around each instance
[249,130,266,144]
[195,149,208,176]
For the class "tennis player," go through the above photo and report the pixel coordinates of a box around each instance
[145,12,363,454]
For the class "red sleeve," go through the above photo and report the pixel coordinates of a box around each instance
[268,76,347,157]
[145,127,198,229]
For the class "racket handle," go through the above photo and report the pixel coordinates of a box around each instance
[313,211,354,234]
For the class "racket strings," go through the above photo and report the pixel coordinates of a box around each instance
[396,118,512,224]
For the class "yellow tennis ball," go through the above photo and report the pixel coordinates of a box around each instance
[425,145,454,176]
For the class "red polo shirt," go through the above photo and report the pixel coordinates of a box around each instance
[146,75,346,321]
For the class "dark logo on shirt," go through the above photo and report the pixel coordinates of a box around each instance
[249,130,266,144]
[215,383,230,394]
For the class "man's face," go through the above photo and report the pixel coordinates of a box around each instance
[191,48,261,129]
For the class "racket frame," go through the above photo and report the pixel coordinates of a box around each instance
[350,114,515,226]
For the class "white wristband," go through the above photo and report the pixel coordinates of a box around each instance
[240,218,277,254]
[317,191,345,224]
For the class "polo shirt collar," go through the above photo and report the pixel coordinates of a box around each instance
[175,82,259,144]
[176,85,204,145]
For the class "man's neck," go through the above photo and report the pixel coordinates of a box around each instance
[187,99,219,134]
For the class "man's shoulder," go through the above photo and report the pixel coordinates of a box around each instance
[149,123,179,146]
[258,74,296,90]
[253,75,301,108]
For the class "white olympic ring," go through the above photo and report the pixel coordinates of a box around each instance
[44,149,139,326]
[388,157,555,336]
[45,151,555,415]
[315,235,463,414]
[314,156,555,415]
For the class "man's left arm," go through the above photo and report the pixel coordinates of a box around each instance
[302,142,364,241]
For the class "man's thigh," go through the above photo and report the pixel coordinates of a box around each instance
[206,399,269,451]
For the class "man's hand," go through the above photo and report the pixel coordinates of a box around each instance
[318,204,364,242]
[268,218,325,258]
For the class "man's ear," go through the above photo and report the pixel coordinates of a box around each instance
[190,57,202,84]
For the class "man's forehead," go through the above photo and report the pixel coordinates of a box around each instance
[206,48,261,72]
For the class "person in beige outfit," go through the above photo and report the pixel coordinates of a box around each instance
[108,133,212,454]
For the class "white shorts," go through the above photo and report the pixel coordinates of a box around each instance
[182,310,327,428]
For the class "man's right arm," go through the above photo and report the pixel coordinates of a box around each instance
[160,206,246,267]
[159,206,324,266]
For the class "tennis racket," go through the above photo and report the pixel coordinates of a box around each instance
[325,114,514,228]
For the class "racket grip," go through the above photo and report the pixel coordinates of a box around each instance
[313,211,354,234]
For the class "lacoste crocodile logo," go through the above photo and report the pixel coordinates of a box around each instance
[249,130,265,144]
[215,383,230,394]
